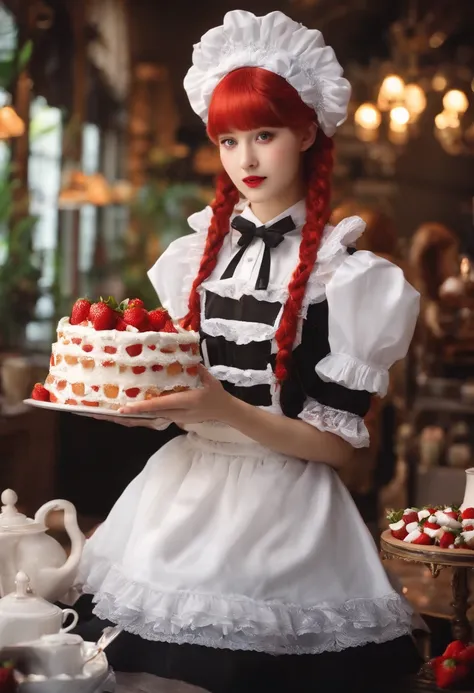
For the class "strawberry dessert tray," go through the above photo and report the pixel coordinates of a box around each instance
[381,500,474,647]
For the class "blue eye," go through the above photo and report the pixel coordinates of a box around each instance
[257,132,274,142]
[220,138,236,148]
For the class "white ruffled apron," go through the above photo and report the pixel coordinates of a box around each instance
[77,422,412,655]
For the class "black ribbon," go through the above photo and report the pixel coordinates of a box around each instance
[221,215,296,290]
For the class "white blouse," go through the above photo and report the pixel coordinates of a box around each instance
[148,200,420,448]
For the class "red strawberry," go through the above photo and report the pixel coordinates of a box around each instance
[116,318,127,331]
[443,641,468,659]
[90,301,118,331]
[70,298,91,325]
[424,521,440,530]
[31,383,50,401]
[402,510,419,525]
[162,320,178,333]
[431,657,469,689]
[123,306,149,331]
[148,308,170,332]
[445,510,459,520]
[412,533,433,545]
[0,665,16,693]
[457,644,474,664]
[388,519,408,541]
[128,298,144,308]
[439,531,456,549]
[462,507,474,520]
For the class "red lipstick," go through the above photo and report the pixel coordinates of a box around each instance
[242,176,266,188]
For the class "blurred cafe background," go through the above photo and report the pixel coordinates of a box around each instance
[1,0,474,660]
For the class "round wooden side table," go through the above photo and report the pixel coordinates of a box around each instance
[381,530,474,642]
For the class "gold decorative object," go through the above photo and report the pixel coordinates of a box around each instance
[58,170,114,208]
[381,530,474,642]
[0,106,25,139]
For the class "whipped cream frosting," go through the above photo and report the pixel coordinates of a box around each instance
[46,317,201,408]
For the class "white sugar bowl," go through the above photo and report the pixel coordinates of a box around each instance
[0,571,78,648]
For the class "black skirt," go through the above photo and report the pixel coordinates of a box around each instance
[73,600,421,693]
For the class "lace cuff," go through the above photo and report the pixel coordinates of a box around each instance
[315,353,389,397]
[298,398,370,448]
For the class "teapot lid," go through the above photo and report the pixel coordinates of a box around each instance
[0,571,61,618]
[0,490,46,533]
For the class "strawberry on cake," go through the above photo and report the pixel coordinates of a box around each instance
[32,296,201,410]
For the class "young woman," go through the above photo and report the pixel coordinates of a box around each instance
[76,11,421,692]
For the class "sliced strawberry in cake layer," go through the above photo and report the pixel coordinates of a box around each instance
[126,344,143,357]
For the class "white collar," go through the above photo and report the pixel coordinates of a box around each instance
[238,199,306,229]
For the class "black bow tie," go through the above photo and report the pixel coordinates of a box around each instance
[220,215,296,290]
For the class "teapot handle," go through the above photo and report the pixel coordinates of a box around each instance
[35,499,85,579]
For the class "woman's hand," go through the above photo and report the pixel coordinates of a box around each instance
[118,364,234,426]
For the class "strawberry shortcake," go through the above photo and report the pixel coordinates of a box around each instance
[32,296,201,410]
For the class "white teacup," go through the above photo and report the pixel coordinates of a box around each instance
[23,632,86,677]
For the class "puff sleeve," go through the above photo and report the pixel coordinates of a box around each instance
[147,206,211,320]
[315,251,420,398]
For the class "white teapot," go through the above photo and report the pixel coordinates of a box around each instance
[0,571,78,648]
[0,489,85,603]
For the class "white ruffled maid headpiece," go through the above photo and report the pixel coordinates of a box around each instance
[183,10,351,137]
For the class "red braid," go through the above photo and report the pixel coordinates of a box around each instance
[181,171,239,331]
[274,130,334,381]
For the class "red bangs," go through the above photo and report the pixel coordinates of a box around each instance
[207,67,314,141]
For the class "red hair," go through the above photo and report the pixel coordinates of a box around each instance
[182,67,334,382]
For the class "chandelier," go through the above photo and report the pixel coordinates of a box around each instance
[351,2,474,155]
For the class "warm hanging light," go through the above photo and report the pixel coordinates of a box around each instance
[404,84,427,117]
[432,74,448,92]
[380,74,405,98]
[389,106,410,129]
[434,110,460,130]
[442,89,469,114]
[354,103,381,130]
[461,256,471,281]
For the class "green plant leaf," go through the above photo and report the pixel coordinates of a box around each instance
[18,40,33,71]
[0,61,13,89]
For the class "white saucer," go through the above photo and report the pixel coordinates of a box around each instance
[24,398,157,420]
[16,642,111,693]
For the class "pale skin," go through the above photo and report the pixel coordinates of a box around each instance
[88,123,355,471]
